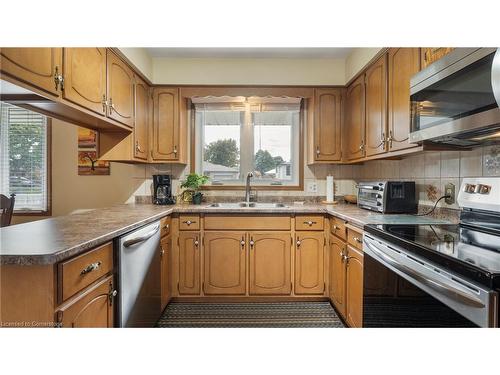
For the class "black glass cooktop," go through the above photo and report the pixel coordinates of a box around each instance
[364,223,500,288]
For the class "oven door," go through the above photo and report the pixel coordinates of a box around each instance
[409,48,500,147]
[363,234,498,327]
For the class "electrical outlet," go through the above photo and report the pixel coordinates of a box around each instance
[444,183,455,205]
[307,181,318,193]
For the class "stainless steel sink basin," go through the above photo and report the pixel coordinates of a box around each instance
[206,202,288,209]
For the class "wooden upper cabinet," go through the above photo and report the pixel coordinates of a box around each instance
[57,276,115,328]
[329,234,346,318]
[312,88,342,162]
[134,77,150,160]
[249,232,291,295]
[152,88,180,161]
[0,48,62,96]
[294,232,325,295]
[106,50,135,128]
[388,48,421,152]
[421,47,454,69]
[178,231,201,295]
[62,48,107,116]
[344,75,365,161]
[365,54,388,157]
[346,246,363,328]
[203,232,246,295]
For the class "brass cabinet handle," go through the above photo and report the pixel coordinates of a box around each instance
[81,261,102,275]
[249,238,254,248]
[160,245,165,257]
[53,66,64,91]
[102,94,108,113]
[316,146,320,156]
[332,225,339,230]
[340,251,347,263]
[304,221,316,226]
[135,141,145,153]
[108,283,117,306]
[296,238,301,247]
[353,236,363,243]
[173,145,178,156]
[109,98,114,114]
[194,238,199,247]
[183,220,196,225]
[240,236,245,249]
[381,132,386,147]
[386,130,394,148]
[163,224,170,231]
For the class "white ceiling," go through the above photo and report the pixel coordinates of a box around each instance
[145,47,354,59]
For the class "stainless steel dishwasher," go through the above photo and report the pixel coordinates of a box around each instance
[117,221,161,327]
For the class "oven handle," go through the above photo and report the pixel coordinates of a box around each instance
[364,238,485,308]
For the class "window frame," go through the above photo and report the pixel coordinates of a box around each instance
[189,91,305,191]
[5,115,52,217]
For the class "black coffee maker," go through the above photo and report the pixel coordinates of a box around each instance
[152,175,175,205]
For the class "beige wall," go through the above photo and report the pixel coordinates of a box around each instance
[118,48,153,81]
[152,57,346,85]
[345,48,382,82]
[12,119,147,224]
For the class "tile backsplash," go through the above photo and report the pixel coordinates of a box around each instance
[132,145,500,210]
[351,145,500,210]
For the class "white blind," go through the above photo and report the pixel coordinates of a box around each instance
[0,102,49,212]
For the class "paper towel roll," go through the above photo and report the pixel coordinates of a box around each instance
[326,176,334,202]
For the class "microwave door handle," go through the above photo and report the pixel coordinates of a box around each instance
[123,225,160,247]
[492,48,500,107]
[364,239,485,308]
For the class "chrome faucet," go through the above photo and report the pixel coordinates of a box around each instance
[244,172,254,205]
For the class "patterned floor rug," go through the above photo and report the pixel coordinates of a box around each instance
[156,301,345,328]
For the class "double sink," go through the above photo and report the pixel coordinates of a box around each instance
[206,202,289,209]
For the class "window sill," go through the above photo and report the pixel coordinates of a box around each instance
[13,210,51,217]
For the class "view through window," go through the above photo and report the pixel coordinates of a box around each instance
[194,97,301,187]
[0,102,50,212]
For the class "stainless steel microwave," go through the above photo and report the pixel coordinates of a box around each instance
[409,48,500,147]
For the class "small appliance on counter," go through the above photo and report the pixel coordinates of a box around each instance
[357,181,417,214]
[152,174,175,205]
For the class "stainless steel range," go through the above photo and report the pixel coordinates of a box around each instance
[363,177,500,327]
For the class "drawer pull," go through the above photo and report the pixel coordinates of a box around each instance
[163,224,170,230]
[80,261,102,275]
[333,225,340,230]
[304,221,316,226]
[250,238,254,248]
[241,236,245,249]
[296,239,301,247]
[353,236,363,243]
[183,220,196,225]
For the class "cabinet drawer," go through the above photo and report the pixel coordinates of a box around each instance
[295,215,324,231]
[179,215,200,230]
[204,215,290,231]
[160,216,171,237]
[330,216,347,240]
[59,242,113,302]
[347,227,363,251]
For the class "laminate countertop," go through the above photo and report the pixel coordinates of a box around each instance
[0,202,452,266]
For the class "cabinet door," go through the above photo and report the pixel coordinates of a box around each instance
[203,232,246,295]
[134,77,150,160]
[106,50,135,127]
[365,54,388,157]
[57,276,114,328]
[294,232,325,295]
[421,47,454,69]
[152,88,180,161]
[344,75,365,161]
[62,48,107,116]
[0,48,62,96]
[160,236,172,311]
[249,232,291,295]
[329,235,346,318]
[178,231,201,295]
[313,88,342,161]
[346,246,363,328]
[387,48,420,152]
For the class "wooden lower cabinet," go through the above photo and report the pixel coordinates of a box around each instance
[203,232,246,295]
[57,276,115,328]
[329,234,346,317]
[160,235,172,310]
[345,245,364,328]
[294,231,325,295]
[249,232,291,295]
[178,231,201,295]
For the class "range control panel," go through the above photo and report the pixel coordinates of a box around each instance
[458,178,500,212]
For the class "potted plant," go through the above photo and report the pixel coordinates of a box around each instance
[180,173,209,204]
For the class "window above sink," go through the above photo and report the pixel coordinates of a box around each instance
[191,96,303,190]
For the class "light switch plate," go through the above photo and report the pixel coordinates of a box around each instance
[445,183,455,205]
[307,181,318,193]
